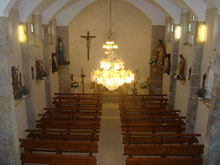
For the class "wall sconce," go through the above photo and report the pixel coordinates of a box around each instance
[174,25,181,40]
[18,24,26,42]
[197,24,206,42]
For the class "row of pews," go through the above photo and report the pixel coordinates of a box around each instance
[20,93,103,165]
[119,94,204,165]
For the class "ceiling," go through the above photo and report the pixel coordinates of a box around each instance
[1,0,219,25]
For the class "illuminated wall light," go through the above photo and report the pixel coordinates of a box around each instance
[175,26,181,40]
[18,25,26,42]
[197,24,206,42]
[171,24,174,32]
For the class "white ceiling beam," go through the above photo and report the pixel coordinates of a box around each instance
[19,0,42,22]
[126,0,166,25]
[153,0,181,24]
[56,0,95,26]
[42,0,70,24]
[183,0,207,21]
[212,0,220,14]
[0,0,18,17]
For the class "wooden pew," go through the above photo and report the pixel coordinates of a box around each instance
[53,101,103,106]
[36,120,100,130]
[124,144,204,158]
[39,113,101,122]
[44,106,102,113]
[21,153,97,165]
[122,133,200,145]
[53,96,103,103]
[38,115,101,122]
[54,93,103,97]
[121,123,185,133]
[121,115,185,120]
[119,94,167,99]
[119,109,181,116]
[119,102,169,109]
[19,139,98,156]
[26,129,99,142]
[126,157,203,165]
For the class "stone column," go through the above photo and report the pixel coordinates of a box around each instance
[20,22,35,129]
[149,25,165,94]
[204,15,220,165]
[168,42,179,109]
[185,21,203,133]
[43,24,52,107]
[186,45,203,133]
[57,26,71,93]
[0,17,20,164]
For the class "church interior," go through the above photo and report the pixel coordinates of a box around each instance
[1,0,220,164]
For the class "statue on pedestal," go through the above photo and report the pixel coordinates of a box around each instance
[156,39,165,65]
[175,55,185,80]
[205,59,214,99]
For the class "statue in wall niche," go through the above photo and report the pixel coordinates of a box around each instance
[52,52,58,73]
[156,39,165,65]
[36,60,43,80]
[205,58,214,99]
[175,55,185,80]
[57,37,65,65]
[164,54,171,75]
[11,66,22,99]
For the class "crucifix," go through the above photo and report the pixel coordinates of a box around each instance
[80,67,86,93]
[81,31,96,61]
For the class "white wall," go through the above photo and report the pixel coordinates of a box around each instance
[69,0,152,91]
[195,8,218,144]
[8,9,28,139]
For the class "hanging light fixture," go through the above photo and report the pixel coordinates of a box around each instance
[91,0,134,91]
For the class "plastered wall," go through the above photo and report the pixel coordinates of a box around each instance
[69,0,152,92]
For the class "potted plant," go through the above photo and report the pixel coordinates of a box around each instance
[63,58,70,66]
[20,86,29,98]
[140,81,149,94]
[41,70,49,80]
[198,88,207,99]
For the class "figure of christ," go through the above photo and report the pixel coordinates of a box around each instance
[176,55,185,80]
[81,31,96,61]
[57,37,65,65]
[156,39,165,65]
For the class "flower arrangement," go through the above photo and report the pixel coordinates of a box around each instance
[71,81,79,88]
[63,58,70,66]
[140,81,149,89]
[197,88,207,99]
[174,70,179,79]
[149,58,157,65]
[41,70,49,79]
[19,86,29,98]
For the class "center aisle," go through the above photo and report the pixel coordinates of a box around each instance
[97,96,124,165]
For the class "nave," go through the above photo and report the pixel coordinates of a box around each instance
[19,93,204,165]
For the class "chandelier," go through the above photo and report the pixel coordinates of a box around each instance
[91,0,134,91]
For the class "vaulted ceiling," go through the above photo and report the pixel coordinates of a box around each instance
[1,0,220,25]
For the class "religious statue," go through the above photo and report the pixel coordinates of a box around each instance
[11,66,22,99]
[52,53,58,73]
[164,54,170,75]
[156,39,165,65]
[36,60,43,79]
[205,58,214,99]
[175,55,185,80]
[57,37,64,65]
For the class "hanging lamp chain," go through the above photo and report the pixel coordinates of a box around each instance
[109,0,114,40]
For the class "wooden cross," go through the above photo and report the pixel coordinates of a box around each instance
[80,67,86,93]
[81,31,96,61]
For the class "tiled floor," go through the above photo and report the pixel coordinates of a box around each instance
[97,98,125,165]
